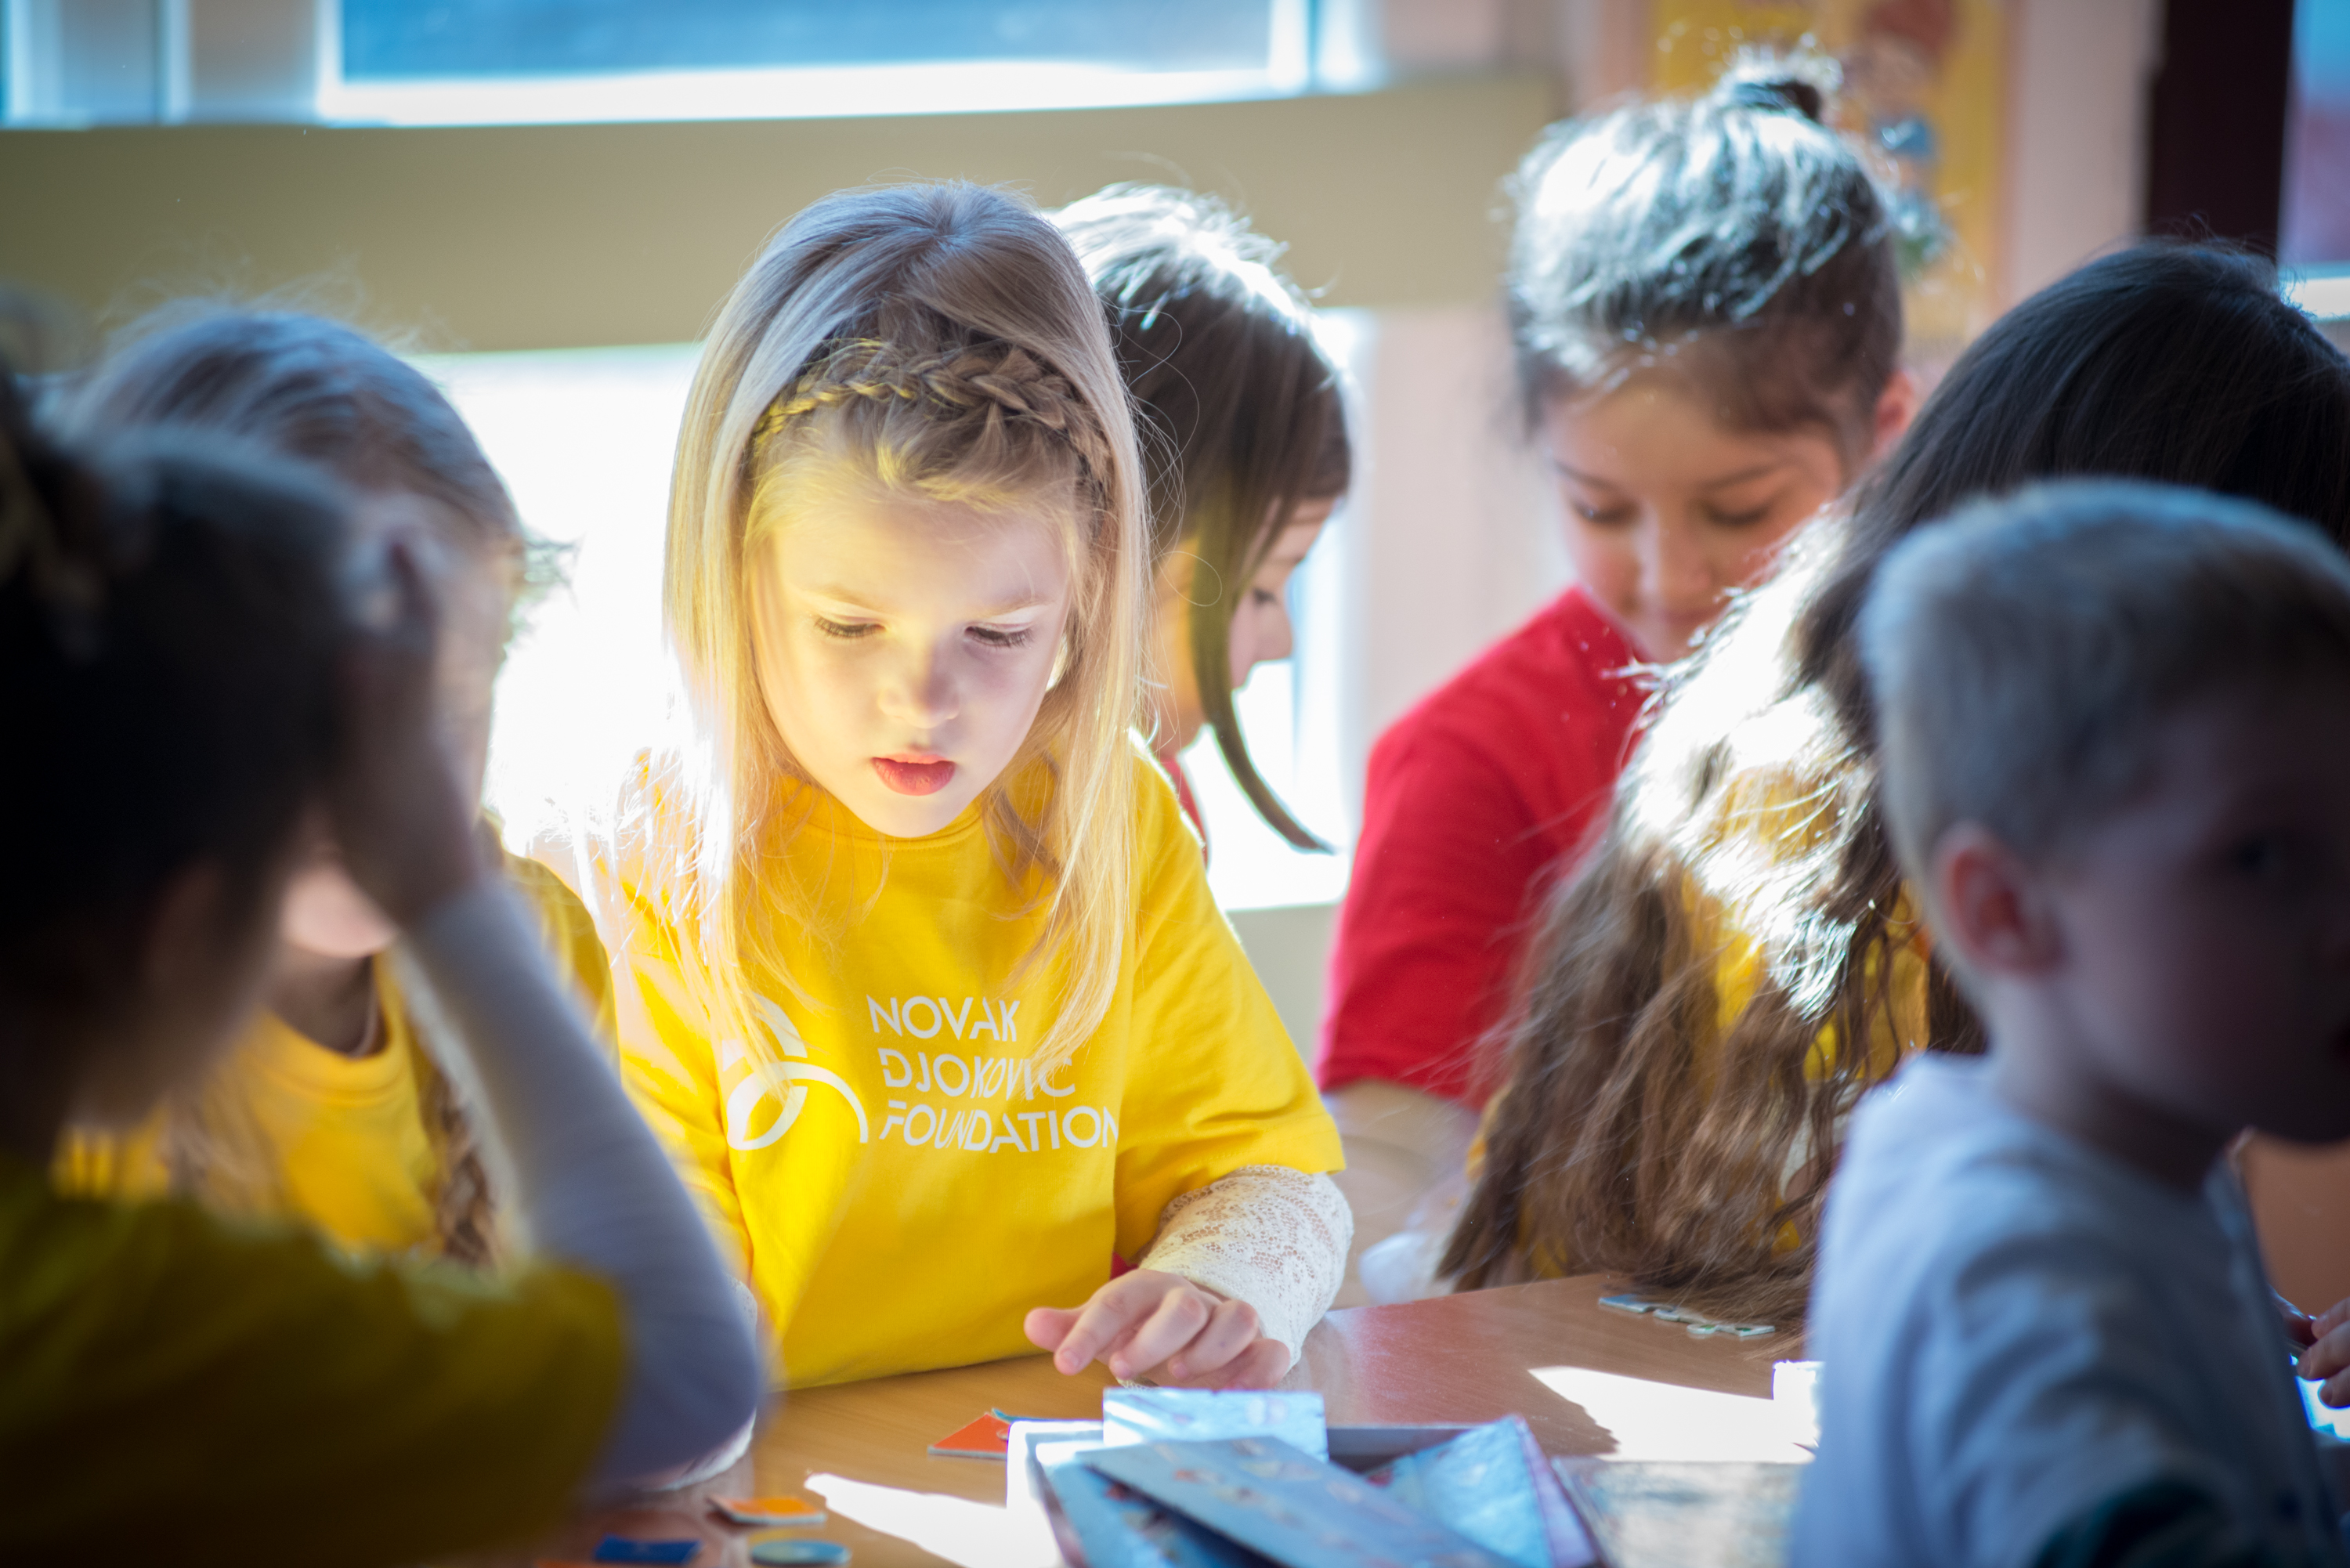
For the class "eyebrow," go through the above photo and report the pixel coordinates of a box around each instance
[807,585,1053,617]
[1556,460,1790,491]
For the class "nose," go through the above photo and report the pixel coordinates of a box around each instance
[877,639,960,730]
[1247,598,1295,677]
[1640,516,1720,620]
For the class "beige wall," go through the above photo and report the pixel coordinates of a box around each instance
[0,74,1556,350]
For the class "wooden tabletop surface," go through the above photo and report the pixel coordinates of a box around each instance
[524,1277,1802,1568]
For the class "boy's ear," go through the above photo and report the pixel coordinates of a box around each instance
[1870,369,1921,462]
[1932,822,2064,978]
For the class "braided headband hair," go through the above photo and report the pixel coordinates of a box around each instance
[752,338,1115,516]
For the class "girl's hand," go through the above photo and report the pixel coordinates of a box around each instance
[325,526,485,927]
[1024,1270,1288,1389]
[2298,1296,2350,1404]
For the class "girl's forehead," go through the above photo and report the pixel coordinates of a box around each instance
[765,488,1074,600]
[1545,374,1838,479]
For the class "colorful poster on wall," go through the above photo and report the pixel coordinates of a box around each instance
[1645,0,2008,361]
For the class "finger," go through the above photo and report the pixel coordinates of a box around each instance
[1110,1285,1213,1382]
[1052,1277,1157,1375]
[1166,1299,1263,1382]
[1025,1306,1080,1355]
[2326,1367,2350,1408]
[2281,1294,2317,1348]
[2319,1298,2350,1339]
[1187,1338,1289,1392]
[2308,1329,2350,1382]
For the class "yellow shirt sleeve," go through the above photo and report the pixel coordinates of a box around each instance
[0,1154,624,1564]
[594,834,754,1282]
[509,848,619,1052]
[1109,756,1344,1261]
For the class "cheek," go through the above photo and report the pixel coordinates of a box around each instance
[1560,519,1641,601]
[280,864,398,959]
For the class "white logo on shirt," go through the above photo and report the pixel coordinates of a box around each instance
[721,995,872,1151]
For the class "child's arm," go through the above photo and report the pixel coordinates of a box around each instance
[1026,1165,1350,1386]
[331,537,761,1483]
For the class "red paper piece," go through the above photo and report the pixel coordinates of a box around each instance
[927,1411,1012,1458]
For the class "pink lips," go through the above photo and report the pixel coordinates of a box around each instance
[873,755,957,796]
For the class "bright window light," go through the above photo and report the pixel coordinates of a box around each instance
[2285,0,2350,266]
[326,0,1321,125]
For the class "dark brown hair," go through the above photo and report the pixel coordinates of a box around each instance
[1444,243,2350,1324]
[61,306,520,1266]
[1509,55,1902,467]
[1057,185,1350,849]
[0,367,347,1141]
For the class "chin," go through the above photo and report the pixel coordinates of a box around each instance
[835,784,976,840]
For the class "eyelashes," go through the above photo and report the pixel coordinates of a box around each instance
[812,616,1033,649]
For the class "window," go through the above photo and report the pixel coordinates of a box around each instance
[2285,0,2350,272]
[342,0,1288,81]
[325,0,1336,125]
[2,0,1358,127]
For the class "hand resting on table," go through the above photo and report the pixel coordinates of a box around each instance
[1025,1270,1289,1389]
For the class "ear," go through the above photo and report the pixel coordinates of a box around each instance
[1870,368,1921,462]
[1932,821,2065,979]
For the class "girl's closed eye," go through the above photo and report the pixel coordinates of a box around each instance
[815,616,880,641]
[967,623,1033,649]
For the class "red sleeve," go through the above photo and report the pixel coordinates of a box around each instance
[1314,714,1570,1107]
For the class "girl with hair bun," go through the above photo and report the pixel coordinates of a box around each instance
[1319,56,1915,1285]
[1446,242,2350,1326]
[588,181,1347,1390]
[1054,183,1350,853]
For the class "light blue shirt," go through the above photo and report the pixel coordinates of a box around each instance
[1793,1054,2345,1567]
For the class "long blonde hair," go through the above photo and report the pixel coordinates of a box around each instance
[653,182,1145,1073]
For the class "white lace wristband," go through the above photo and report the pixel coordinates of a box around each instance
[1138,1165,1354,1369]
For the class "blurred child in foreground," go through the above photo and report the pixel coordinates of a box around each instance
[1798,482,2350,1566]
[0,376,755,1559]
[52,309,610,1267]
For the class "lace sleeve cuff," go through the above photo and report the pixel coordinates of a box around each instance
[1137,1165,1354,1368]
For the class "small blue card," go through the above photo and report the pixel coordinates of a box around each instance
[1374,1419,1570,1568]
[1101,1389,1329,1461]
[1044,1456,1274,1568]
[591,1539,700,1566]
[1083,1436,1517,1568]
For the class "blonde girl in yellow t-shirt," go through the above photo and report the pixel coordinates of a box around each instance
[586,181,1347,1390]
[53,308,609,1266]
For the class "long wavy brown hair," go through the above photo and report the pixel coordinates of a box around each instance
[1443,244,2350,1326]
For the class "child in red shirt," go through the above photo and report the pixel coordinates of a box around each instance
[1317,58,1918,1295]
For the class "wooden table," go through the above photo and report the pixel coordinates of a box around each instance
[535,1277,1798,1567]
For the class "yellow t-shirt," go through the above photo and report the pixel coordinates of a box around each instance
[54,854,613,1257]
[0,1151,622,1562]
[598,749,1341,1388]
